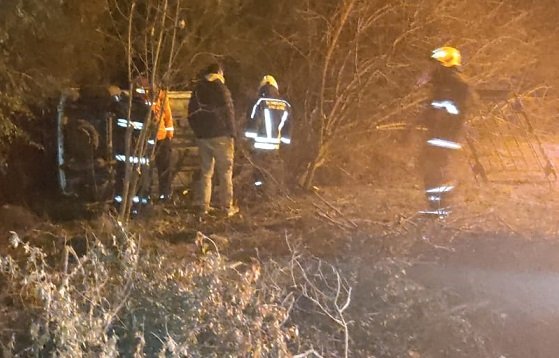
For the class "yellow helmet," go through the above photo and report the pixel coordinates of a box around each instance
[431,47,461,67]
[260,75,278,90]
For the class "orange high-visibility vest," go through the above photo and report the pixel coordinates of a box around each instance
[152,90,174,140]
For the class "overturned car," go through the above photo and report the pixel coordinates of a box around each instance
[56,86,197,215]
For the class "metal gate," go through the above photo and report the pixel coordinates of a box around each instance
[466,93,557,184]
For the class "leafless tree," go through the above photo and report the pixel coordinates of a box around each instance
[107,0,254,221]
[107,0,186,221]
[270,0,559,188]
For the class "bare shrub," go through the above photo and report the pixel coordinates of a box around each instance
[261,238,497,358]
[1,227,496,357]
[0,229,296,357]
[0,227,138,357]
[125,233,294,357]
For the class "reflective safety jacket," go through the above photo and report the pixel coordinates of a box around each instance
[423,67,471,150]
[152,90,174,141]
[245,97,292,150]
[110,93,155,165]
[109,92,153,208]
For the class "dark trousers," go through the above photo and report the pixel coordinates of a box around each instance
[155,138,173,197]
[419,146,449,187]
[419,144,452,209]
[251,149,285,195]
[113,160,151,214]
[418,108,464,210]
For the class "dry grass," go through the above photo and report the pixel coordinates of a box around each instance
[0,208,502,357]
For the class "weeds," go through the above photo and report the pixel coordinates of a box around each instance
[0,227,295,357]
[1,225,137,357]
[1,223,494,357]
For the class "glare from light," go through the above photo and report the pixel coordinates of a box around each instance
[431,100,459,115]
[427,138,462,150]
[426,185,455,193]
[115,154,150,164]
[117,118,143,130]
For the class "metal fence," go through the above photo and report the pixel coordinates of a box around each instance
[466,92,557,184]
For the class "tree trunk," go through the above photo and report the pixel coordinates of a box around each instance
[300,151,325,190]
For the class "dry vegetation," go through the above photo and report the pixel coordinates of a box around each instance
[0,205,509,357]
[6,162,555,357]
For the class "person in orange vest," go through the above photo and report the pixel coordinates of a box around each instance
[152,89,174,201]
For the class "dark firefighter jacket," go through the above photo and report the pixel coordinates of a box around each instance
[188,76,236,139]
[424,66,471,142]
[109,91,152,206]
[245,86,292,150]
[110,93,152,157]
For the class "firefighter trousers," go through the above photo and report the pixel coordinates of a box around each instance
[250,149,285,192]
[419,144,453,209]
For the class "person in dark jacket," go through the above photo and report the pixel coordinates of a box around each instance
[416,46,472,217]
[244,75,292,189]
[110,81,152,215]
[188,63,238,216]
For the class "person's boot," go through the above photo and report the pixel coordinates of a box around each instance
[211,205,239,218]
[226,205,239,217]
[419,193,450,218]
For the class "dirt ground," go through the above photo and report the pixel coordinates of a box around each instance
[320,180,559,358]
[3,174,559,356]
[123,175,559,357]
[410,235,559,358]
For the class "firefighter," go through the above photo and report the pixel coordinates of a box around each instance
[152,89,174,201]
[244,75,292,189]
[110,78,153,214]
[416,46,471,217]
